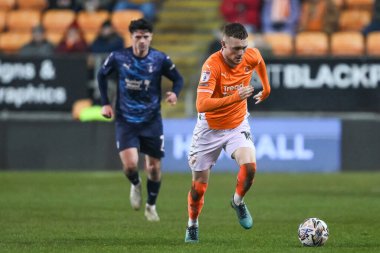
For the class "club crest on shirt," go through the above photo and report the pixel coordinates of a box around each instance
[245,66,252,73]
[200,70,211,83]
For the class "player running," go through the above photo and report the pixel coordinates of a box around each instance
[97,18,184,222]
[185,22,271,242]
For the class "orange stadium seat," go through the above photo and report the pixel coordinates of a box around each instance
[0,32,31,53]
[331,31,364,56]
[42,9,75,33]
[77,10,110,34]
[0,0,15,11]
[345,0,374,10]
[366,32,380,56]
[295,32,329,56]
[83,32,97,45]
[123,32,132,47]
[17,0,47,10]
[339,9,371,31]
[333,0,344,8]
[0,10,7,32]
[45,31,63,45]
[6,9,41,32]
[111,10,143,34]
[263,33,293,56]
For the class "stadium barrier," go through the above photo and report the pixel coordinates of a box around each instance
[1,117,379,172]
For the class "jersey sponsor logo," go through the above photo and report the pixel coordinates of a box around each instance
[244,66,252,73]
[123,63,130,70]
[222,83,244,96]
[200,70,211,83]
[125,78,151,91]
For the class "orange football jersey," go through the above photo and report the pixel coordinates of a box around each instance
[197,48,265,129]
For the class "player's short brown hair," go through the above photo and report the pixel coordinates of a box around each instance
[223,23,248,40]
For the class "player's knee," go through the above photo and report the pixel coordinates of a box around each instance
[148,167,161,181]
[190,181,208,201]
[125,167,138,176]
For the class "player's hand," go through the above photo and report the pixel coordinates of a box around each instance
[253,91,269,104]
[101,105,114,119]
[165,91,177,106]
[238,86,254,100]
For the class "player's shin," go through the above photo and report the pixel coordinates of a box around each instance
[187,181,208,226]
[234,163,256,205]
[147,179,161,205]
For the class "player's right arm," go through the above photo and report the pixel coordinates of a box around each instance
[196,86,254,112]
[196,61,254,113]
[97,53,116,118]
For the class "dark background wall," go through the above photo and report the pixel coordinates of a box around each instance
[342,119,380,171]
[0,120,121,170]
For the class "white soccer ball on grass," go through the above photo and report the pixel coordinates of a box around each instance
[298,217,329,246]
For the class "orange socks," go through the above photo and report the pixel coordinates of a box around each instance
[236,163,256,197]
[188,181,208,221]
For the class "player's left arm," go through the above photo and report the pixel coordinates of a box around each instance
[162,55,184,105]
[252,49,271,104]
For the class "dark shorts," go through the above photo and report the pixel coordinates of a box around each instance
[115,118,164,159]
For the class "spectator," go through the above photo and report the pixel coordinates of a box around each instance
[298,0,339,35]
[113,0,157,22]
[48,0,77,10]
[76,0,115,12]
[19,25,55,56]
[90,20,124,53]
[362,0,380,36]
[56,22,88,53]
[262,0,301,36]
[220,0,262,33]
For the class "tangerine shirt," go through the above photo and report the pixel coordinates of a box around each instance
[196,48,270,130]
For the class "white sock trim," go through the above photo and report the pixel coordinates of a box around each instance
[233,193,243,205]
[188,219,198,227]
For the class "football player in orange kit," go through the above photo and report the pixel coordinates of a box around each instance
[185,22,271,243]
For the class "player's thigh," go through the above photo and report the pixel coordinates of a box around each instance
[188,125,224,171]
[225,119,256,164]
[233,146,256,165]
[119,147,139,168]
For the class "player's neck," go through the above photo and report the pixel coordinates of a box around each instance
[133,47,149,58]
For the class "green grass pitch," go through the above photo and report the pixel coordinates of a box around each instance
[1,171,379,253]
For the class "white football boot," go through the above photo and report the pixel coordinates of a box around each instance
[144,204,160,222]
[130,182,142,210]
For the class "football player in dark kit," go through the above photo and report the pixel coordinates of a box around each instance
[97,18,184,221]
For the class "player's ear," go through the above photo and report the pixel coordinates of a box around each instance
[221,40,226,49]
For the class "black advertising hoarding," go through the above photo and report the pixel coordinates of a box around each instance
[0,56,88,111]
[249,57,380,112]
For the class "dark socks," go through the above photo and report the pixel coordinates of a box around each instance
[147,179,161,205]
[126,170,140,185]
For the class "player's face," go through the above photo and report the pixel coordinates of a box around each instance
[221,36,248,67]
[131,29,152,55]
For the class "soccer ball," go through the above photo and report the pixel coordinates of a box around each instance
[298,218,329,246]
